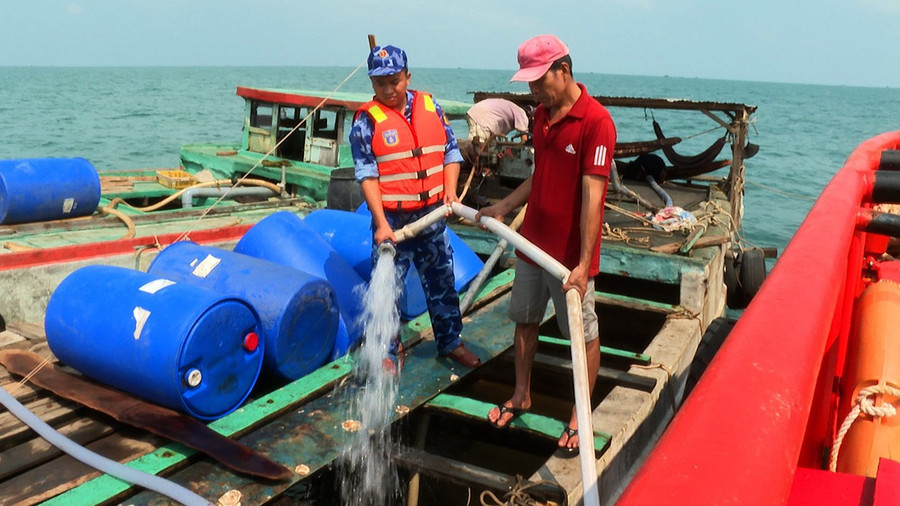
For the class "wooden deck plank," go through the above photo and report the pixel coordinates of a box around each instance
[0,331,25,348]
[538,335,653,365]
[0,416,115,481]
[594,290,681,314]
[0,396,83,452]
[0,430,161,506]
[6,322,45,340]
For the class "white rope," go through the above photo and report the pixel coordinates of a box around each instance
[173,60,368,244]
[745,178,816,202]
[828,383,900,472]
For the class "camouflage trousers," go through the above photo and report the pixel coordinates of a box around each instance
[372,204,462,356]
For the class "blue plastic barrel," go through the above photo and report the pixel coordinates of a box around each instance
[303,208,428,319]
[234,211,365,359]
[0,158,101,224]
[45,265,263,420]
[310,206,485,317]
[148,242,339,381]
[354,203,485,294]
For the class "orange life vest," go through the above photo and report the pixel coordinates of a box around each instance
[358,91,447,211]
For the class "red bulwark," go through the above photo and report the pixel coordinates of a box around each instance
[788,459,900,506]
[0,225,251,271]
[872,458,900,505]
[788,468,871,506]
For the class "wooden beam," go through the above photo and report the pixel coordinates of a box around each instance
[537,335,652,365]
[394,446,567,502]
[425,394,610,451]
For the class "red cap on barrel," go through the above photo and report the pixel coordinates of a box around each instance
[242,332,259,352]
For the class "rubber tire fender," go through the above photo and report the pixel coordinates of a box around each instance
[739,248,767,307]
[724,249,743,309]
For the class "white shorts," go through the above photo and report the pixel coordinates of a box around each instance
[466,117,494,144]
[508,260,599,342]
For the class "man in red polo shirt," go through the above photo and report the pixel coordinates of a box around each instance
[478,34,616,458]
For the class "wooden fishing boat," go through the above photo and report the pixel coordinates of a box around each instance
[0,86,761,505]
[619,131,900,505]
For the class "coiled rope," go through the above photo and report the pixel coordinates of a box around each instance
[479,475,562,506]
[828,383,900,472]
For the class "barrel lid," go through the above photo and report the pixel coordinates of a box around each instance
[178,299,263,419]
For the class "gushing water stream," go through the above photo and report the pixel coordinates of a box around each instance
[339,248,403,505]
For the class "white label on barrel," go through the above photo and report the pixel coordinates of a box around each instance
[133,306,151,340]
[62,198,75,214]
[192,254,221,278]
[139,279,176,294]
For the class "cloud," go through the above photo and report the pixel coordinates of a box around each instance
[67,3,84,15]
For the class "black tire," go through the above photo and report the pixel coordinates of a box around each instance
[724,250,743,309]
[686,317,736,395]
[739,248,767,307]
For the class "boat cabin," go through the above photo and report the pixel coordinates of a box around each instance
[237,87,350,167]
[234,87,474,167]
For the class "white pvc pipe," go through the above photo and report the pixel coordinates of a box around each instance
[0,386,211,506]
[451,202,600,506]
[451,203,569,281]
[376,204,453,257]
[393,204,451,242]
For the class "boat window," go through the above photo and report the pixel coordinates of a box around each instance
[312,109,338,140]
[277,106,307,160]
[250,103,273,129]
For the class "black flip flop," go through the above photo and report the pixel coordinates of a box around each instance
[554,427,580,459]
[488,404,525,429]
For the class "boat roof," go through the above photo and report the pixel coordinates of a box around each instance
[473,92,757,115]
[236,87,473,117]
[236,87,756,118]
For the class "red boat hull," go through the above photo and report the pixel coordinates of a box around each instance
[619,131,900,505]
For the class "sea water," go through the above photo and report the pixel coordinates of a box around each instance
[339,249,403,505]
[2,66,898,257]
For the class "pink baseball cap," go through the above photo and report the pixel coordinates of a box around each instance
[510,34,570,82]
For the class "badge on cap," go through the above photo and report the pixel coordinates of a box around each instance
[383,129,399,147]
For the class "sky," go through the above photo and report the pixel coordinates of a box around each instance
[1,0,898,88]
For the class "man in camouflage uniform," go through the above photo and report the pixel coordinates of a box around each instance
[350,44,482,372]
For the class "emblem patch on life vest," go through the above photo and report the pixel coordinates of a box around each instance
[383,129,399,147]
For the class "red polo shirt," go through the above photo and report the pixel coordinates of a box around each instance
[518,83,616,276]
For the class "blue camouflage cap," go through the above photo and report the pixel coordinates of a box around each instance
[367,45,408,76]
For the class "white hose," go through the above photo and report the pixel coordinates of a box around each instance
[451,203,569,281]
[450,202,600,506]
[0,386,211,506]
